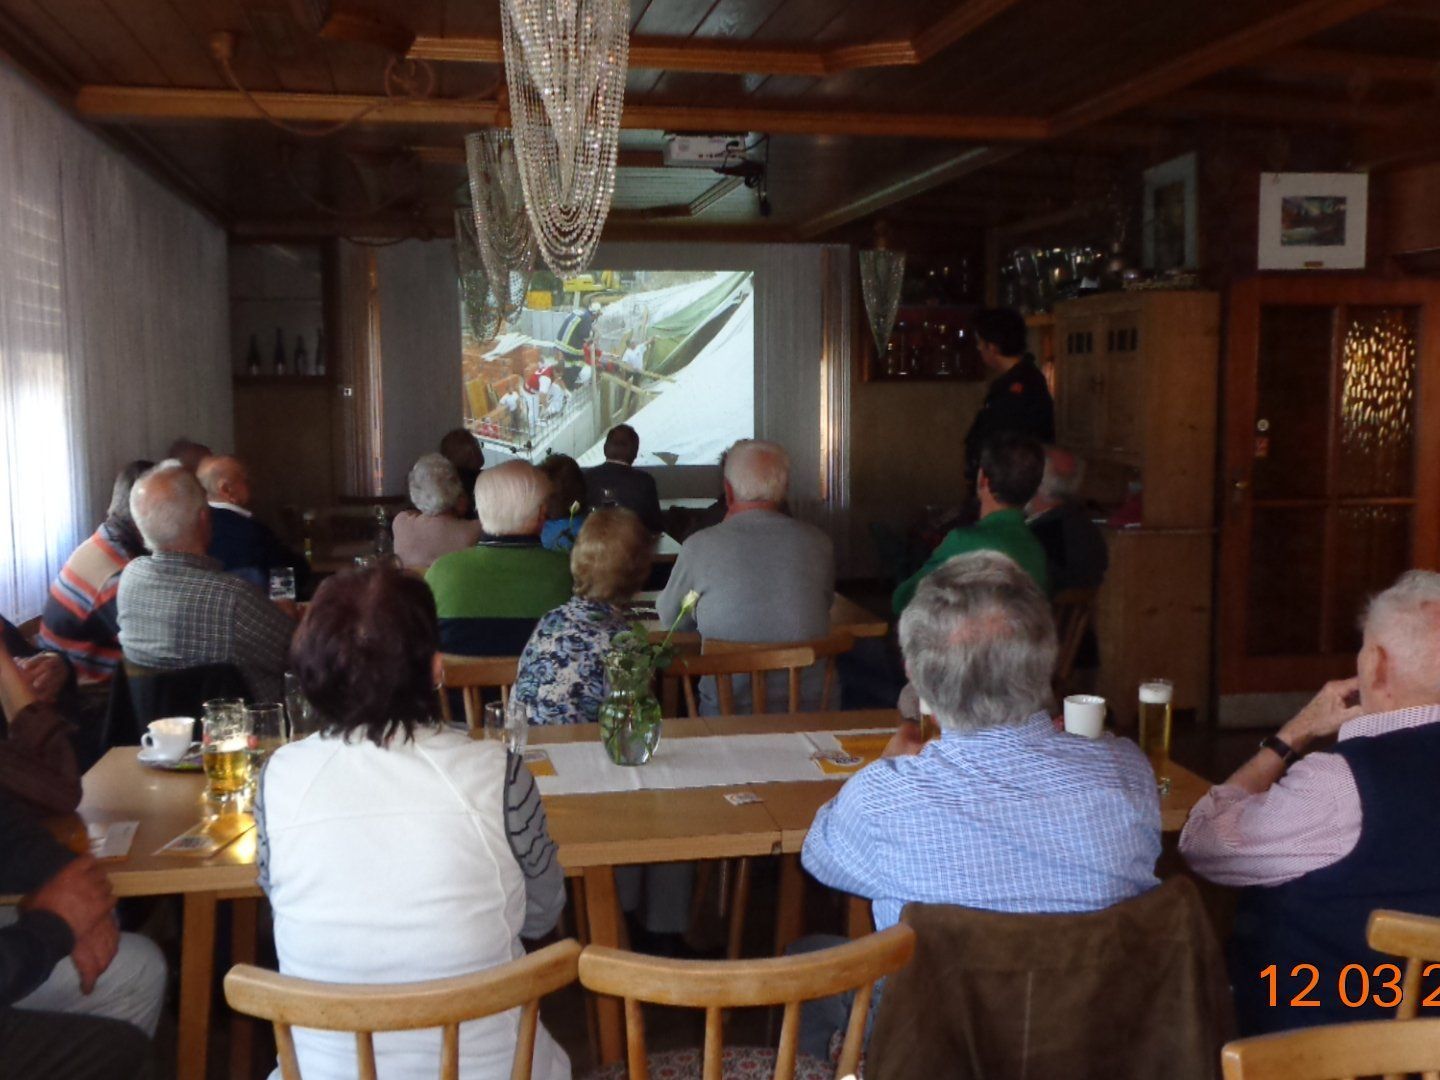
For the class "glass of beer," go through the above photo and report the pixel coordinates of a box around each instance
[247,703,287,772]
[202,700,251,812]
[1138,678,1174,767]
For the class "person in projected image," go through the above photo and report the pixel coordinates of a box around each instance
[1181,569,1440,1037]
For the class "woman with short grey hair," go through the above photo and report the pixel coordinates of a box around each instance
[392,453,482,570]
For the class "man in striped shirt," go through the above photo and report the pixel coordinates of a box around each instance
[1180,569,1440,1035]
[37,461,151,683]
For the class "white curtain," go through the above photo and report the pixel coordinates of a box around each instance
[0,63,229,621]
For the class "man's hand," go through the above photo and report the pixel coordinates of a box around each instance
[883,719,925,758]
[19,856,115,941]
[70,915,119,994]
[15,653,67,702]
[1279,677,1364,753]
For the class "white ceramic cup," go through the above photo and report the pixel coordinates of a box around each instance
[142,717,193,762]
[1063,695,1107,739]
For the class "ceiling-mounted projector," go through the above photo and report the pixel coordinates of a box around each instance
[661,133,759,167]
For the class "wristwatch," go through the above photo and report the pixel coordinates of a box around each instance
[1259,734,1299,768]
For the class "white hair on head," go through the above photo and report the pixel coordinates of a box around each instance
[1038,448,1084,501]
[408,453,463,516]
[130,461,207,552]
[898,550,1057,733]
[1362,570,1440,697]
[474,460,549,536]
[724,439,790,504]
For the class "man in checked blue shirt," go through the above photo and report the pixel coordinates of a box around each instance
[798,551,1161,1059]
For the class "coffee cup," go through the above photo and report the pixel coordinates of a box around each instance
[142,717,193,762]
[1063,695,1106,739]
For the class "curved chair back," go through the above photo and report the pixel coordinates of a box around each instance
[439,654,521,729]
[1367,908,1440,1020]
[1051,587,1098,696]
[578,925,915,1080]
[1220,1017,1440,1080]
[223,938,581,1080]
[702,631,856,713]
[669,645,818,717]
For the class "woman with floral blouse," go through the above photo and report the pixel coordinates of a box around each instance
[514,508,654,724]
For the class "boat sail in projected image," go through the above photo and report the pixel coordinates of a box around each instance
[459,270,755,466]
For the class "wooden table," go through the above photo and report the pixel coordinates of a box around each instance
[71,712,1210,1076]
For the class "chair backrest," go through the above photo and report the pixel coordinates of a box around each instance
[578,925,915,1080]
[1367,908,1440,1020]
[439,654,521,729]
[1051,587,1098,694]
[223,938,581,1080]
[115,661,252,743]
[701,631,855,713]
[1220,1017,1440,1080]
[668,645,819,717]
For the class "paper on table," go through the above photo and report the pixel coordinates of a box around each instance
[535,730,894,797]
[523,748,556,777]
[156,815,254,858]
[87,821,138,860]
[813,733,892,775]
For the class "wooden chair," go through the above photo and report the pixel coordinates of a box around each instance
[1368,908,1440,1019]
[668,645,819,718]
[438,654,520,729]
[578,924,916,1080]
[702,631,856,714]
[1051,587,1098,697]
[1220,1017,1440,1080]
[222,938,581,1080]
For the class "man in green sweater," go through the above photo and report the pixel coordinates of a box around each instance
[426,460,572,656]
[893,433,1049,614]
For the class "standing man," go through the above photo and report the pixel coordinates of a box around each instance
[963,307,1054,493]
[556,301,603,389]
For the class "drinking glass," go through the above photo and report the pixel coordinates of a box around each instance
[506,700,530,755]
[268,567,296,601]
[482,701,506,744]
[1138,678,1174,789]
[201,700,251,812]
[284,671,318,738]
[247,703,287,772]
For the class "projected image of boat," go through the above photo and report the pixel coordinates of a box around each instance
[461,269,754,467]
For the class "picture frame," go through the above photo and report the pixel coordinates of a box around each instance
[1257,172,1368,270]
[1142,152,1198,272]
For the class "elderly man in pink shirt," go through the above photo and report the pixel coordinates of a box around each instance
[1180,569,1440,1036]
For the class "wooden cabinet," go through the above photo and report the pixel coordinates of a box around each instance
[1055,291,1221,726]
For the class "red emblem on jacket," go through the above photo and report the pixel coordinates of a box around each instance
[1009,382,1025,394]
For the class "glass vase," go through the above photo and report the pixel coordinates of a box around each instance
[598,656,662,766]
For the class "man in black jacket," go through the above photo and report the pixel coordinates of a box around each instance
[583,425,664,534]
[0,792,153,1078]
[963,307,1055,493]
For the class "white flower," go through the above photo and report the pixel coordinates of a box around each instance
[569,500,581,516]
[681,589,700,612]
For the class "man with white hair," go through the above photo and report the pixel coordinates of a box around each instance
[197,454,309,593]
[117,462,295,701]
[657,438,835,708]
[799,551,1159,1058]
[425,460,572,656]
[1181,569,1440,1035]
[1026,445,1108,594]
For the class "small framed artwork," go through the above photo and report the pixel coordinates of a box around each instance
[1142,152,1198,272]
[1257,172,1368,270]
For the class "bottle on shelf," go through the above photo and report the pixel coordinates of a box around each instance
[293,334,309,376]
[373,505,392,556]
[273,328,287,376]
[245,334,261,376]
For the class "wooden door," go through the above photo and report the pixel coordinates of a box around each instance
[1059,320,1101,451]
[1219,277,1440,694]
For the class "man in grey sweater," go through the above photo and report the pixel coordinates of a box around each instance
[658,438,835,711]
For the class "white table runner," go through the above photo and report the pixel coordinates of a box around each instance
[532,730,888,797]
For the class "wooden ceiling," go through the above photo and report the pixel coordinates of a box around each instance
[0,0,1435,241]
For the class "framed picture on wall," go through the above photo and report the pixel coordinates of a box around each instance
[1142,152,1198,272]
[1257,172,1368,270]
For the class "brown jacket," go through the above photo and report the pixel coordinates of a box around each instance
[867,876,1233,1080]
[0,702,81,816]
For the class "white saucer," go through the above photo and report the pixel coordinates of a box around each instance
[138,743,201,769]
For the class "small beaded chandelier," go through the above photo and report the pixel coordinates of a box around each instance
[465,130,536,320]
[500,0,629,276]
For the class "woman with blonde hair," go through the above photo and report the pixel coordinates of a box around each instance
[514,508,653,724]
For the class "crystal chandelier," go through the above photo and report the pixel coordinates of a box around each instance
[455,209,503,343]
[500,0,629,276]
[859,249,906,359]
[465,130,536,320]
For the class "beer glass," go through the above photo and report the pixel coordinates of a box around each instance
[284,671,318,738]
[247,703,287,771]
[1138,678,1174,762]
[201,699,251,811]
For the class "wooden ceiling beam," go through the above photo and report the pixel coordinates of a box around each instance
[1257,45,1440,83]
[73,86,1052,141]
[1050,0,1400,136]
[408,0,1021,76]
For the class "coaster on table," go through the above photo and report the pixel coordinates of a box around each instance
[156,815,254,857]
[523,748,556,777]
[87,821,138,860]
